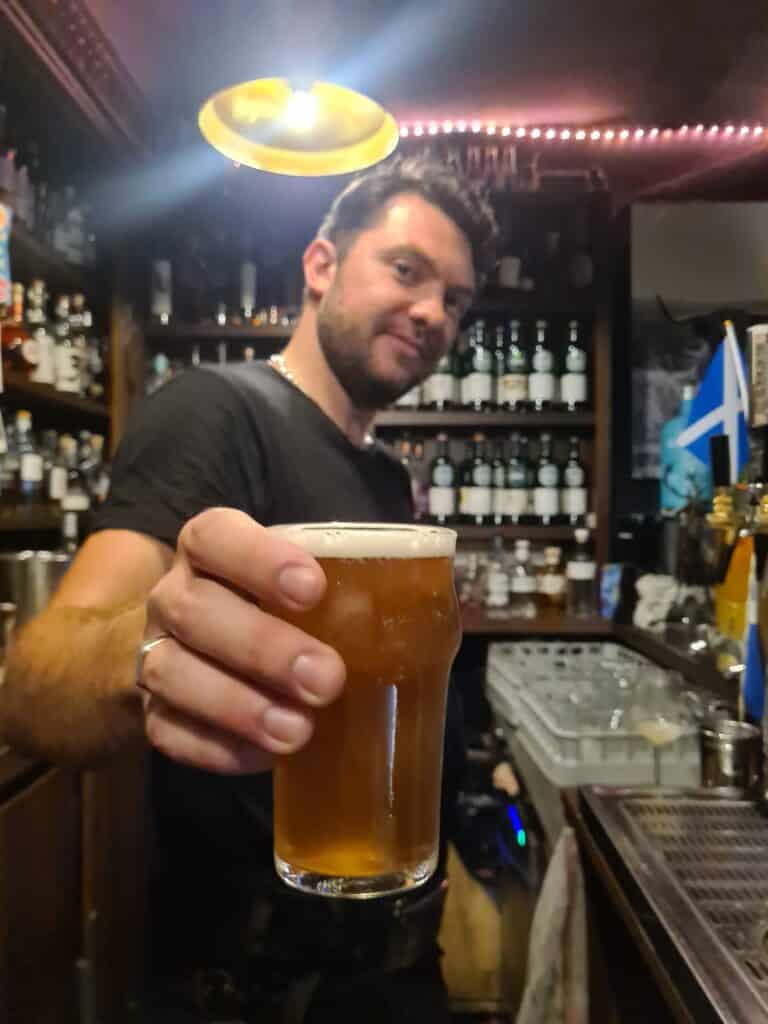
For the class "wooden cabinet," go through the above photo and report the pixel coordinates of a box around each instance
[0,766,81,1024]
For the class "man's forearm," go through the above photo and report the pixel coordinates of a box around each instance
[0,602,147,764]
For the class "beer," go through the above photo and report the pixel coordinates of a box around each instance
[266,523,460,898]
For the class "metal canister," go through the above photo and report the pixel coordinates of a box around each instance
[699,720,763,796]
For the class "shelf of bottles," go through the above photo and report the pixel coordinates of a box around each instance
[461,605,610,636]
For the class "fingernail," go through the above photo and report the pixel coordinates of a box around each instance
[278,565,322,605]
[292,652,344,704]
[263,705,309,747]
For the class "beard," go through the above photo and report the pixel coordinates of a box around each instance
[316,289,423,409]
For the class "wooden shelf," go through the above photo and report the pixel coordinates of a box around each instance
[456,524,579,542]
[461,605,611,636]
[144,323,292,343]
[470,291,596,318]
[375,410,594,429]
[0,504,62,532]
[9,223,85,292]
[3,373,110,420]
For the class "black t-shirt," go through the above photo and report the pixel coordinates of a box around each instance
[93,362,464,980]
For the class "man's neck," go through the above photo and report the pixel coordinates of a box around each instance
[277,310,376,448]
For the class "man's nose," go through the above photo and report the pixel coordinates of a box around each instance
[410,292,448,333]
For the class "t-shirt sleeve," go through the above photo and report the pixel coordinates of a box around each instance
[91,368,266,549]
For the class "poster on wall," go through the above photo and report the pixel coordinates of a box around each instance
[631,201,768,480]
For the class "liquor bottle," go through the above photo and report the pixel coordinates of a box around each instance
[48,434,69,503]
[428,433,457,524]
[90,433,110,504]
[561,436,588,524]
[60,434,91,512]
[460,432,492,525]
[61,508,79,555]
[240,260,257,320]
[491,324,506,410]
[498,318,528,410]
[422,346,456,410]
[528,319,555,411]
[27,279,55,386]
[15,410,43,505]
[566,529,598,617]
[151,260,173,325]
[491,438,507,526]
[411,438,429,520]
[1,418,18,499]
[502,432,530,523]
[243,346,255,364]
[457,439,475,523]
[560,320,588,411]
[537,546,566,610]
[485,535,510,612]
[147,352,172,395]
[460,320,493,411]
[53,295,81,393]
[508,540,538,619]
[533,433,560,524]
[2,283,39,376]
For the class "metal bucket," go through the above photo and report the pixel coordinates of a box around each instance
[699,720,763,796]
[0,550,71,626]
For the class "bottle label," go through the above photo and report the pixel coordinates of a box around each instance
[510,576,537,594]
[49,465,67,501]
[539,573,566,596]
[503,488,529,518]
[423,373,455,405]
[567,560,597,581]
[528,372,555,402]
[20,338,40,366]
[31,331,55,387]
[55,346,81,392]
[565,349,587,373]
[492,486,506,518]
[463,486,492,517]
[463,372,493,405]
[395,386,421,408]
[562,487,588,517]
[532,349,553,372]
[538,464,559,487]
[561,372,588,404]
[534,487,559,517]
[429,486,455,519]
[499,374,528,404]
[432,464,454,487]
[21,453,43,483]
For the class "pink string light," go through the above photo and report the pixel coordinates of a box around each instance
[395,120,767,143]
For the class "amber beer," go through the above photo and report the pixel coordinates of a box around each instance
[266,523,460,898]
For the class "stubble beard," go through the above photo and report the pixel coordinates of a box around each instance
[316,291,423,410]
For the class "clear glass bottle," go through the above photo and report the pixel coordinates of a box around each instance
[485,535,510,613]
[428,433,456,525]
[503,432,530,524]
[561,436,588,524]
[508,539,538,618]
[411,438,429,521]
[538,545,566,610]
[422,345,456,410]
[566,528,599,617]
[48,433,68,504]
[461,319,493,411]
[60,433,90,513]
[491,438,507,526]
[460,432,492,525]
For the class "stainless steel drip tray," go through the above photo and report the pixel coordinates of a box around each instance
[581,786,768,1024]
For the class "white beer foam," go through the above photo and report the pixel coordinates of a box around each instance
[267,522,456,559]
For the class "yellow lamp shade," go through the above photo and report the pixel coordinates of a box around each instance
[198,78,399,176]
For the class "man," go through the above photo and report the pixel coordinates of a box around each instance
[2,156,497,1021]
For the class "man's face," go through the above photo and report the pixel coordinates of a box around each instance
[315,192,476,409]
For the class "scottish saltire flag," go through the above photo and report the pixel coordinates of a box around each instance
[743,548,765,721]
[675,328,750,484]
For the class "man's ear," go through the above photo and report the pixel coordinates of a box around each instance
[303,238,338,302]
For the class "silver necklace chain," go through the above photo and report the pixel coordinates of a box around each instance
[268,352,295,384]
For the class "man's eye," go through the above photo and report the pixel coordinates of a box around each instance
[394,260,414,280]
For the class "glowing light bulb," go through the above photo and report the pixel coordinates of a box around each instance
[679,124,689,135]
[456,120,467,132]
[399,125,409,138]
[635,128,645,139]
[284,89,318,130]
[501,126,511,136]
[531,128,542,138]
[545,128,556,139]
[604,129,615,140]
[471,121,482,133]
[486,123,497,135]
[755,125,764,135]
[515,127,527,138]
[414,123,424,136]
[619,129,630,140]
[428,122,438,135]
[575,129,586,140]
[740,125,750,136]
[709,125,719,134]
[590,129,601,140]
[442,120,454,133]
[649,127,659,139]
[561,129,571,140]
[724,124,735,135]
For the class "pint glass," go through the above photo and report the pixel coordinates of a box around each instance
[266,522,460,898]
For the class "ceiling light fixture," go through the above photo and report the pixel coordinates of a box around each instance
[198,78,399,176]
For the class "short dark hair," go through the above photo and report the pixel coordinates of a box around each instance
[316,155,498,285]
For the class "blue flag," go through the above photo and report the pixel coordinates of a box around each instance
[675,336,749,483]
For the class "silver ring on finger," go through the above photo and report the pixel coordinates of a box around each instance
[136,634,173,693]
